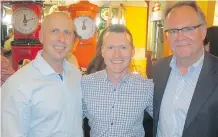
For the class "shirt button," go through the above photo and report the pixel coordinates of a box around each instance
[111,123,113,125]
[112,106,114,108]
[113,89,116,91]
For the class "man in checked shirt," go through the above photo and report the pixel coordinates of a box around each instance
[81,24,154,137]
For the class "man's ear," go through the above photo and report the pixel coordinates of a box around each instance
[131,46,135,57]
[101,46,104,58]
[201,25,207,41]
[72,37,80,52]
[164,32,168,42]
[39,28,43,44]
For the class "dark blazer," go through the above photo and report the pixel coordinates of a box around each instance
[152,51,218,137]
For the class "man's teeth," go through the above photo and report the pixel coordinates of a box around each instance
[112,60,122,64]
[54,45,65,50]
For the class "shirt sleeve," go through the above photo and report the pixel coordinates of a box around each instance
[2,82,31,137]
[145,80,154,118]
[82,97,88,119]
[73,83,84,137]
[81,78,88,119]
[82,93,88,118]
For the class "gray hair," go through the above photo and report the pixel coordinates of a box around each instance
[164,1,206,25]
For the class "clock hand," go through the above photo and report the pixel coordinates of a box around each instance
[82,19,86,30]
[26,18,35,22]
[23,14,27,23]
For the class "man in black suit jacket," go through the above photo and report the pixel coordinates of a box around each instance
[152,1,218,137]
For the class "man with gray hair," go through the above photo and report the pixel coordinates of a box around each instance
[152,1,218,137]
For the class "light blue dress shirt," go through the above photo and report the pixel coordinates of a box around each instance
[81,70,154,137]
[157,53,204,137]
[2,50,83,137]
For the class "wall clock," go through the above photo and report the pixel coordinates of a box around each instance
[12,8,39,35]
[74,16,96,40]
[100,7,114,21]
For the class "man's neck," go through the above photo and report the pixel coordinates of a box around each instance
[42,54,63,74]
[49,61,63,75]
[106,69,129,86]
[176,49,203,76]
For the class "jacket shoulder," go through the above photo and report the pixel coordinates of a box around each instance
[153,56,172,68]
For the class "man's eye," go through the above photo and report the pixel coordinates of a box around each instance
[168,29,178,34]
[121,46,127,50]
[64,30,72,36]
[51,29,58,33]
[107,46,113,49]
[182,27,194,32]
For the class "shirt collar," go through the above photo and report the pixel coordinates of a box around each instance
[170,49,204,71]
[32,50,67,76]
[103,69,132,84]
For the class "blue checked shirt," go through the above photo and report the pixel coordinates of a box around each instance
[81,70,154,137]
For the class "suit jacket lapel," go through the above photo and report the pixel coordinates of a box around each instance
[183,52,218,130]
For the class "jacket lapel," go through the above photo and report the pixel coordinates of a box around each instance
[183,52,218,130]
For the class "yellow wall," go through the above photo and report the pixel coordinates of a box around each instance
[124,6,148,77]
[124,6,147,48]
[197,1,216,27]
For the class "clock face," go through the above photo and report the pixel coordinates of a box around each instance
[12,8,39,35]
[74,16,96,40]
[100,8,113,21]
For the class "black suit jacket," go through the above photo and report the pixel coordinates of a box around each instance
[152,51,218,137]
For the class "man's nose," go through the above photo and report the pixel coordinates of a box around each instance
[113,48,121,57]
[175,30,186,40]
[58,32,65,42]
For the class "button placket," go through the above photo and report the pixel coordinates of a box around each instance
[110,86,118,127]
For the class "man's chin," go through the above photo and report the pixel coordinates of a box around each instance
[55,52,68,58]
[111,68,129,74]
[175,54,191,59]
[112,70,122,74]
[52,55,66,62]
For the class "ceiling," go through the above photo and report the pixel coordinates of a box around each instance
[2,0,147,15]
[43,0,147,7]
